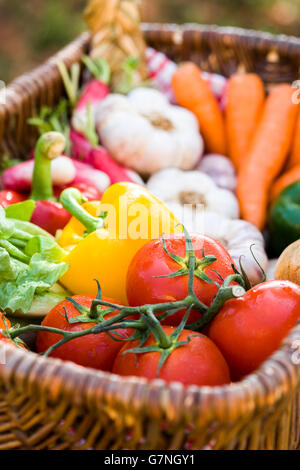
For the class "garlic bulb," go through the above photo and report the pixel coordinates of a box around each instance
[267,259,278,281]
[167,205,267,286]
[196,154,237,192]
[96,88,204,175]
[147,168,239,219]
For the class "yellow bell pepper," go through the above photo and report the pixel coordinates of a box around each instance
[58,183,181,304]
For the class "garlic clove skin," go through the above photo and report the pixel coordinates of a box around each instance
[147,169,239,219]
[205,187,239,219]
[96,89,203,175]
[96,94,133,124]
[266,259,278,281]
[196,154,237,192]
[129,87,169,113]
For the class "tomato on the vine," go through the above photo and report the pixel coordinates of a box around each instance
[126,233,235,326]
[208,280,300,380]
[113,326,230,386]
[36,295,130,370]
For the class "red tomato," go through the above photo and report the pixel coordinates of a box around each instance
[0,313,10,342]
[0,313,21,347]
[126,233,235,326]
[113,326,230,386]
[30,200,71,235]
[208,280,300,381]
[54,182,102,201]
[36,295,130,370]
[0,313,9,330]
[0,190,26,208]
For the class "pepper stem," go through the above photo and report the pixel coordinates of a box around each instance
[60,187,106,233]
[30,132,66,202]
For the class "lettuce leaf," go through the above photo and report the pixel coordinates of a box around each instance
[0,252,68,313]
[0,211,69,314]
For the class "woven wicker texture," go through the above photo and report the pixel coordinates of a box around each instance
[1,24,300,449]
[85,0,148,88]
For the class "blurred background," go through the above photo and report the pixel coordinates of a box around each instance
[0,0,299,83]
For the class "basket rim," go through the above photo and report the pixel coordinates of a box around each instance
[1,23,300,424]
[4,22,300,92]
[1,319,299,422]
[142,22,300,50]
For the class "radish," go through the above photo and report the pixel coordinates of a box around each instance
[1,153,109,194]
[1,156,76,192]
[70,128,143,185]
[87,148,139,185]
[70,56,110,138]
[70,128,94,160]
[71,159,110,193]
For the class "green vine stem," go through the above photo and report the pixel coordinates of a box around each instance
[186,274,245,332]
[7,275,245,358]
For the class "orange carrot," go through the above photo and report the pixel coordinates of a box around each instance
[172,62,227,155]
[270,164,300,201]
[237,84,299,230]
[226,73,265,170]
[286,109,300,169]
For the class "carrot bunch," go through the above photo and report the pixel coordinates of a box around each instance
[172,62,227,155]
[268,109,300,201]
[172,62,300,231]
[237,84,298,229]
[226,74,265,170]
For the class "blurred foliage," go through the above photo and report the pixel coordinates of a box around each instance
[0,0,299,83]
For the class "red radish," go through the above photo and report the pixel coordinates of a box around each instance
[71,158,110,193]
[87,148,138,185]
[1,151,109,194]
[70,128,143,185]
[70,128,94,160]
[1,156,76,192]
[71,56,110,137]
[2,160,35,192]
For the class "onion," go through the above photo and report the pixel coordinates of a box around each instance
[275,240,300,284]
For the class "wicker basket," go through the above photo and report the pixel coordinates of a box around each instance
[1,24,300,450]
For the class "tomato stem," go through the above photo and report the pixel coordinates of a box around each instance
[187,274,245,331]
[141,308,173,349]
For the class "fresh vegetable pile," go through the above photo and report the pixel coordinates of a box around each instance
[1,42,300,388]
